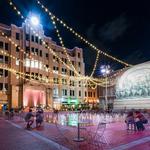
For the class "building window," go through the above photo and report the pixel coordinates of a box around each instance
[16,33,20,40]
[25,58,30,67]
[5,56,8,63]
[70,70,74,76]
[0,83,3,90]
[70,90,74,96]
[5,70,8,77]
[5,43,8,50]
[26,34,29,41]
[39,62,42,69]
[79,91,81,97]
[35,73,38,80]
[0,41,3,49]
[93,92,95,97]
[25,72,30,79]
[0,55,3,62]
[70,80,75,86]
[45,42,48,48]
[16,59,19,65]
[79,81,81,87]
[78,62,81,67]
[31,60,34,68]
[46,53,49,58]
[35,48,38,55]
[62,79,67,85]
[31,47,34,53]
[62,89,67,96]
[53,88,58,96]
[35,61,38,68]
[31,35,34,42]
[53,66,59,73]
[72,61,74,65]
[62,68,67,74]
[35,36,38,43]
[40,50,42,57]
[78,52,80,58]
[26,47,30,53]
[0,69,3,76]
[85,91,87,97]
[53,78,59,84]
[39,39,42,45]
[16,46,19,52]
[31,72,34,79]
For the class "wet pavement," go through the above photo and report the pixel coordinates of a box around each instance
[0,114,150,150]
[0,118,67,150]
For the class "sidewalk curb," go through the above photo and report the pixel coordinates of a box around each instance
[6,120,70,150]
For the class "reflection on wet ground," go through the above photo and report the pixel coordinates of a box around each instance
[44,112,126,127]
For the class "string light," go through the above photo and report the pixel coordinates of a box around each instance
[0,32,106,86]
[7,0,129,82]
[6,0,110,87]
[38,1,100,77]
[37,0,132,67]
[49,17,79,76]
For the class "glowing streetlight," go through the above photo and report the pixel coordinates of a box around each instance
[30,16,39,26]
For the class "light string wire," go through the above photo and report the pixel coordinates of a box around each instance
[7,0,100,87]
[50,15,100,77]
[0,64,100,87]
[0,31,85,80]
[7,0,120,87]
[0,29,106,88]
[50,16,80,76]
[37,0,132,67]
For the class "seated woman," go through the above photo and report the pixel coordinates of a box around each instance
[125,112,136,130]
[25,109,34,129]
[134,111,145,131]
[36,110,44,128]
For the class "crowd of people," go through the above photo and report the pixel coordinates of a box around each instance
[125,111,148,131]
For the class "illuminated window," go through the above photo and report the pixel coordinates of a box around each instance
[35,60,38,68]
[53,88,58,96]
[31,60,34,68]
[16,59,19,65]
[25,59,30,67]
[39,62,42,69]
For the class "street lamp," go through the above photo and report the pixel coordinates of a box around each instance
[30,16,39,26]
[100,65,111,111]
[2,53,6,93]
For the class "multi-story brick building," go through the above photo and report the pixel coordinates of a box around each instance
[0,17,90,110]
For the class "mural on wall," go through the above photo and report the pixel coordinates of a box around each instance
[115,62,150,99]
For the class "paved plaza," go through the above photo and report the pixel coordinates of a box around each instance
[0,112,150,150]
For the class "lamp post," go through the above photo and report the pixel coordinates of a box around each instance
[2,52,6,93]
[101,65,111,111]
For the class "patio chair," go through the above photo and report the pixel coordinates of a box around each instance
[55,119,80,150]
[86,122,109,150]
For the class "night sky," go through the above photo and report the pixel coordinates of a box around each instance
[0,0,150,76]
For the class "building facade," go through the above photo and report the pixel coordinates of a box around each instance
[0,19,91,110]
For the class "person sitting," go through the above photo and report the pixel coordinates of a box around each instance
[125,111,136,130]
[36,110,44,128]
[25,109,34,129]
[134,111,145,131]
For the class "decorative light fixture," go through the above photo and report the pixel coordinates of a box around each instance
[30,16,39,26]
